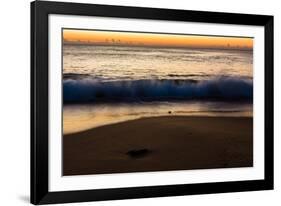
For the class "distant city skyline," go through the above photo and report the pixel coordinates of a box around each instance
[63,29,253,50]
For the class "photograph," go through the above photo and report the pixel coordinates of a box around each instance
[62,29,254,176]
[30,1,273,204]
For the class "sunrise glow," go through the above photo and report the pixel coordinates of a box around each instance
[63,29,253,50]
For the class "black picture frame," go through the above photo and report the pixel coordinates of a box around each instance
[31,0,274,204]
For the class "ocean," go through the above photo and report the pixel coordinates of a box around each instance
[63,45,253,134]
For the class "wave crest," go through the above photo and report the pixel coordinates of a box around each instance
[63,77,253,103]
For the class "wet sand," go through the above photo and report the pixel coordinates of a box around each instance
[63,116,253,176]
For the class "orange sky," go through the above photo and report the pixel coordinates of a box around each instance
[63,29,253,50]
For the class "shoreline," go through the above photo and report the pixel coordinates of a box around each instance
[63,116,253,176]
[63,101,253,134]
[64,114,253,135]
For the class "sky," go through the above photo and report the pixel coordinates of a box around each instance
[63,29,253,50]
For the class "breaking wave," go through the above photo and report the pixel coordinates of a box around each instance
[63,76,253,103]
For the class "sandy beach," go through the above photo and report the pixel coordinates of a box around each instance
[63,116,253,176]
